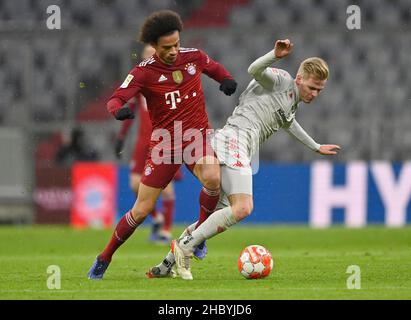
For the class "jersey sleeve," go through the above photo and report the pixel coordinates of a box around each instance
[117,98,137,139]
[199,49,233,83]
[284,119,321,152]
[107,67,144,116]
[247,50,289,90]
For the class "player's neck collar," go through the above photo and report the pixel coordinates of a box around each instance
[293,79,301,103]
[155,53,180,67]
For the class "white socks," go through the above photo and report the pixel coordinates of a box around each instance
[179,207,237,252]
[159,207,237,273]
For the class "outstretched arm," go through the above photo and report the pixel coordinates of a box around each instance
[200,50,237,96]
[285,120,341,155]
[285,119,320,152]
[248,39,294,90]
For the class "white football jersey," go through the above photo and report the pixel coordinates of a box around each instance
[218,50,320,158]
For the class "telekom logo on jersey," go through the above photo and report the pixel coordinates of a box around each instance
[165,90,180,110]
[310,161,411,227]
[165,90,197,110]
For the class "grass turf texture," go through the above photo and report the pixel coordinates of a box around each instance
[0,225,410,300]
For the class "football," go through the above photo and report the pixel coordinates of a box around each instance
[238,245,274,279]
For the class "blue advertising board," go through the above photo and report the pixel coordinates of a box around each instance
[116,161,411,227]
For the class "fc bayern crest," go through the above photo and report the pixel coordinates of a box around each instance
[185,63,197,76]
[144,164,154,176]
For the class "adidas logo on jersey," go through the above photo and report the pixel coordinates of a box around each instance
[158,74,168,82]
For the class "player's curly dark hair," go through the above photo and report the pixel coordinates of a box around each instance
[139,10,183,44]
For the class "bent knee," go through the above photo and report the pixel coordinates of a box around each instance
[232,201,253,220]
[201,169,221,190]
[131,201,156,223]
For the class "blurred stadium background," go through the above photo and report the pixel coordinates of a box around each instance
[0,0,410,227]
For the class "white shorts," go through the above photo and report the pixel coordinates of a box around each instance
[216,165,253,210]
[211,126,253,210]
[211,126,252,174]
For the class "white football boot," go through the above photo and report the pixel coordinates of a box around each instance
[171,239,193,280]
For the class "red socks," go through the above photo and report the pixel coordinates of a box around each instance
[99,187,219,262]
[195,187,220,229]
[162,199,175,232]
[100,211,138,262]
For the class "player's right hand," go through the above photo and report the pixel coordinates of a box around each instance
[219,78,237,96]
[114,139,124,159]
[115,107,135,121]
[317,144,341,155]
[274,39,294,59]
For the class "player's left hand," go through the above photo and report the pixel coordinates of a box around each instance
[317,144,341,155]
[220,79,237,96]
[115,107,135,121]
[274,39,294,59]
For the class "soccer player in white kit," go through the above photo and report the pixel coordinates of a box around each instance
[150,39,341,280]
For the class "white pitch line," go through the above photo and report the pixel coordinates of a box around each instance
[1,287,410,294]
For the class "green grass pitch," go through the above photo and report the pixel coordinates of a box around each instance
[0,225,410,300]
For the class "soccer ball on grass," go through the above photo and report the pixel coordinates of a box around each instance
[238,245,273,279]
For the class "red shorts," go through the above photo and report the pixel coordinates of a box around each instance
[140,130,215,189]
[130,141,150,175]
[130,140,184,182]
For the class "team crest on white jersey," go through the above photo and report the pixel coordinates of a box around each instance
[185,63,197,75]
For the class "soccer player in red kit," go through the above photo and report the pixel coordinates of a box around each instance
[116,93,183,244]
[88,10,237,279]
[115,43,182,244]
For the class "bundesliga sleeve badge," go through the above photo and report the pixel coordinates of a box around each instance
[120,74,134,88]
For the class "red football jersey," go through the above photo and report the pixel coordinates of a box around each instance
[108,48,233,151]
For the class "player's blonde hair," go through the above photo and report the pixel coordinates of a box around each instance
[297,57,329,80]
